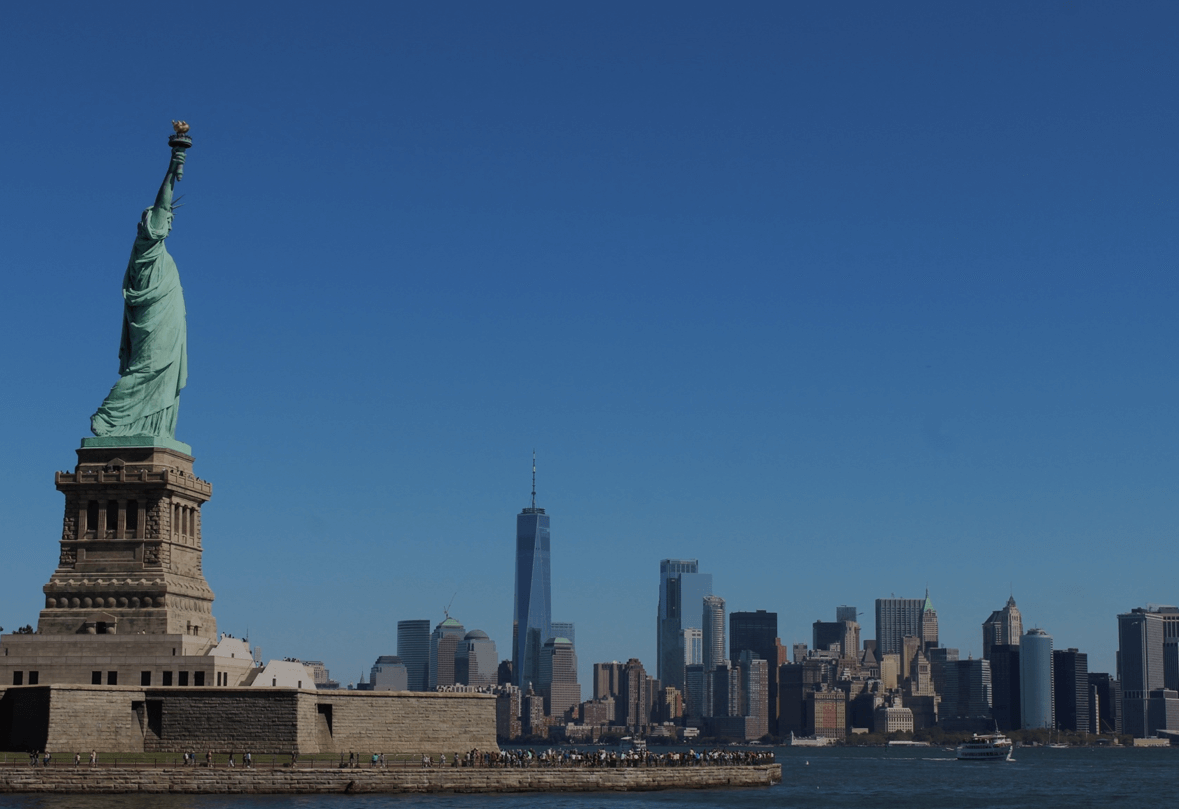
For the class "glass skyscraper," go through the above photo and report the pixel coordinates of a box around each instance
[397,619,431,691]
[1020,627,1055,730]
[657,559,712,692]
[513,457,551,689]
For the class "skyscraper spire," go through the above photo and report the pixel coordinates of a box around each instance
[531,449,537,509]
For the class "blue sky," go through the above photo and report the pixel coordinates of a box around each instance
[2,2,1177,688]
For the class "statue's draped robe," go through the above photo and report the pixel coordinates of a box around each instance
[91,210,188,438]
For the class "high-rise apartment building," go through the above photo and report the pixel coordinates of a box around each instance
[982,596,1023,660]
[1118,607,1167,737]
[1020,628,1054,730]
[429,616,465,689]
[656,559,712,692]
[1053,648,1090,733]
[513,456,551,689]
[397,619,431,692]
[875,597,925,657]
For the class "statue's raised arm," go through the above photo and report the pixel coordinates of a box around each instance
[88,125,192,450]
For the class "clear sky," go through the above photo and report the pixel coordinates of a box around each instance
[2,2,1177,688]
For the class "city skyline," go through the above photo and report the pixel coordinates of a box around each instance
[2,3,1178,689]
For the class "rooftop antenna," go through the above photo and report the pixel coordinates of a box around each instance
[531,449,537,509]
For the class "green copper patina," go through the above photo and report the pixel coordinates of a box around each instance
[85,129,192,455]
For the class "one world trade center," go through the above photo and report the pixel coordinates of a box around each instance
[513,454,551,689]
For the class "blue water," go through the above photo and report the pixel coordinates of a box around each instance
[1,746,1173,809]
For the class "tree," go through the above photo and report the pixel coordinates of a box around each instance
[16,624,34,634]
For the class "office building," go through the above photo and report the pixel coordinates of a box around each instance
[813,620,859,658]
[550,621,575,648]
[702,595,726,671]
[683,627,703,666]
[730,611,777,733]
[927,646,959,697]
[1020,628,1054,730]
[455,629,498,687]
[1089,672,1118,734]
[369,655,408,691]
[1053,648,1089,733]
[1118,607,1167,737]
[875,597,925,657]
[982,596,1023,660]
[940,658,992,732]
[513,456,551,689]
[836,605,859,624]
[989,644,1021,731]
[539,636,580,718]
[921,589,939,649]
[429,616,466,689]
[739,650,769,740]
[397,619,431,692]
[684,662,705,721]
[656,559,712,691]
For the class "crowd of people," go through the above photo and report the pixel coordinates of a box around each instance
[420,747,776,768]
[17,747,774,769]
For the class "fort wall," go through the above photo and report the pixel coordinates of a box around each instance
[0,763,782,794]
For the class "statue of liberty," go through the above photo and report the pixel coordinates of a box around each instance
[90,123,191,445]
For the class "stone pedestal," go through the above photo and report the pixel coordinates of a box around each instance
[37,444,217,640]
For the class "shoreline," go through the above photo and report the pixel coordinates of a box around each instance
[0,764,781,794]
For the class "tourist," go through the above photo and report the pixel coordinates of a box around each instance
[74,752,81,768]
[245,751,252,768]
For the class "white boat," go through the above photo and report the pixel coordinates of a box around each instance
[956,730,1014,761]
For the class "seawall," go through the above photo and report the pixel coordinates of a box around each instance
[0,764,781,794]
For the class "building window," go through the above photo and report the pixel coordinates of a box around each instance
[179,671,189,686]
[86,501,99,538]
[141,671,152,686]
[12,672,22,686]
[28,671,38,685]
[194,671,205,686]
[92,671,102,685]
[106,501,118,537]
[163,671,173,686]
[127,500,139,537]
[107,671,118,685]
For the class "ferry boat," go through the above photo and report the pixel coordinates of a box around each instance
[956,730,1014,761]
